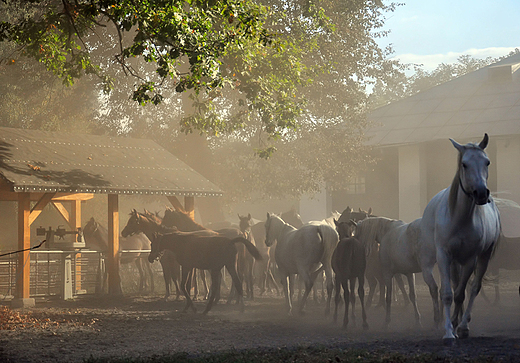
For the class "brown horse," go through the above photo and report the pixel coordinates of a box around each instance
[162,207,245,302]
[141,210,182,301]
[121,209,213,300]
[332,219,368,329]
[148,230,262,314]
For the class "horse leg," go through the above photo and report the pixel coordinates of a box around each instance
[457,249,492,339]
[324,267,334,316]
[376,276,385,307]
[450,262,467,332]
[421,265,441,328]
[247,259,255,300]
[358,275,369,330]
[342,279,350,329]
[394,274,410,306]
[383,273,393,330]
[134,259,145,293]
[406,273,422,328]
[349,277,357,327]
[225,264,244,312]
[437,252,457,345]
[160,259,171,300]
[180,267,196,313]
[267,268,280,295]
[298,268,318,315]
[333,274,341,324]
[366,274,377,308]
[280,273,292,315]
[200,269,209,300]
[202,270,221,315]
[144,259,154,293]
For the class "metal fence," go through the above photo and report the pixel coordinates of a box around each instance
[0,249,158,300]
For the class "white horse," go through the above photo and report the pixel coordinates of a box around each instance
[264,213,339,315]
[352,217,425,328]
[420,133,500,345]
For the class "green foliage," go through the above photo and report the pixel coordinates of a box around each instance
[0,0,406,203]
[0,0,273,103]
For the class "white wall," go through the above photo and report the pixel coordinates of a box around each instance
[398,144,427,222]
[496,136,520,204]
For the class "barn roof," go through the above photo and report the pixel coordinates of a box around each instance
[366,52,520,146]
[0,127,223,197]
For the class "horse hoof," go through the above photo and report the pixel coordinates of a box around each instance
[457,327,469,339]
[443,337,457,347]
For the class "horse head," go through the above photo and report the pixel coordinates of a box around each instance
[121,209,144,237]
[148,232,163,263]
[450,133,491,206]
[264,213,280,247]
[333,219,355,240]
[238,213,253,233]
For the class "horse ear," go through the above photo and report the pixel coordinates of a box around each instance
[368,207,372,215]
[248,213,251,219]
[267,212,270,220]
[450,138,464,153]
[479,133,489,150]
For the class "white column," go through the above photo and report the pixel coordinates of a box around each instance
[398,144,426,222]
[496,137,520,203]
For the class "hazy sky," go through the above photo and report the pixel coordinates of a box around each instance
[378,0,520,70]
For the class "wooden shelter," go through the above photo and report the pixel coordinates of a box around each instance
[0,127,222,306]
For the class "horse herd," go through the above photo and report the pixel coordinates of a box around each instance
[82,134,518,346]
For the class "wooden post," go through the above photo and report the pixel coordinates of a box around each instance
[184,196,195,220]
[107,194,122,295]
[70,200,83,292]
[14,192,35,307]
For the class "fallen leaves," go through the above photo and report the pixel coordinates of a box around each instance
[0,306,97,331]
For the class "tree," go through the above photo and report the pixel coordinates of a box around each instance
[0,0,405,216]
[369,50,520,109]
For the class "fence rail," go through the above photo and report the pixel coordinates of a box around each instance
[0,249,156,300]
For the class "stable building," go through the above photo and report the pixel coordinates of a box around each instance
[0,126,222,306]
[331,52,520,221]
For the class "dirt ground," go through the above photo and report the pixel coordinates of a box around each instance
[1,276,520,362]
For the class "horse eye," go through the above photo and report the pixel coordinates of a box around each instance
[461,162,467,169]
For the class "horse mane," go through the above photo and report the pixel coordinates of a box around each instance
[355,217,394,246]
[166,208,208,231]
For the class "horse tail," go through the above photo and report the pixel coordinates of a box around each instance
[232,237,263,260]
[317,224,339,266]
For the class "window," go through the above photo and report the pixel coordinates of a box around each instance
[345,175,365,195]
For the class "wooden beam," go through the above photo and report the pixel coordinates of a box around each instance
[0,191,94,202]
[52,202,70,224]
[167,196,186,212]
[16,193,31,299]
[107,194,122,295]
[29,192,56,225]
